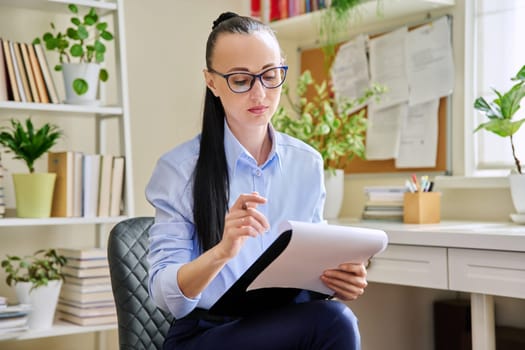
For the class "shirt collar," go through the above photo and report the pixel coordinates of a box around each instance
[223,120,282,176]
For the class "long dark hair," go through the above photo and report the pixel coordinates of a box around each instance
[193,12,277,252]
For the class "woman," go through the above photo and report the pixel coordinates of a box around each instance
[146,12,368,350]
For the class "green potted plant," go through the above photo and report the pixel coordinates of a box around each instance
[1,249,67,329]
[33,4,114,104]
[0,118,63,218]
[474,64,525,217]
[319,0,383,69]
[273,70,384,218]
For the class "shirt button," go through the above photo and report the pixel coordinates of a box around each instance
[253,169,262,177]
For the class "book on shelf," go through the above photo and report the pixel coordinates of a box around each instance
[0,39,8,101]
[83,154,101,218]
[0,325,28,337]
[73,152,84,217]
[63,275,111,287]
[48,151,75,217]
[27,43,49,103]
[62,265,110,278]
[33,43,59,104]
[364,200,404,207]
[98,154,114,217]
[1,39,17,101]
[3,40,20,102]
[60,289,114,304]
[19,42,40,103]
[364,186,407,202]
[0,304,30,334]
[57,247,107,260]
[59,299,114,309]
[63,257,109,269]
[58,312,117,326]
[362,211,403,221]
[62,282,112,294]
[109,156,125,216]
[0,315,28,329]
[12,42,32,102]
[363,205,403,213]
[56,302,115,318]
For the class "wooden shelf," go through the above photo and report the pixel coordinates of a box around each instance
[1,320,116,341]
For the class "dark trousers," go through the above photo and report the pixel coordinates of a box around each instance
[164,300,360,350]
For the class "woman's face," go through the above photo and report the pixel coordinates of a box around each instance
[205,30,283,134]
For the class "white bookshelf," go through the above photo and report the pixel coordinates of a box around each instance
[3,320,117,341]
[0,0,133,346]
[0,101,123,115]
[0,216,127,227]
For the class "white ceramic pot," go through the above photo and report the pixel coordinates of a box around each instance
[323,169,344,219]
[15,280,62,330]
[509,173,525,214]
[62,62,100,105]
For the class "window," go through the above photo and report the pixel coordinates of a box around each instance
[468,0,525,175]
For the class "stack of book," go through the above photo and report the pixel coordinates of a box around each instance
[0,303,30,339]
[0,38,60,103]
[56,248,116,326]
[48,152,125,218]
[362,186,407,221]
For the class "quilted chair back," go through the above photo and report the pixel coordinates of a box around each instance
[108,217,173,350]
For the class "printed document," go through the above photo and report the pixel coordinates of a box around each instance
[406,16,454,105]
[331,34,370,107]
[365,103,406,160]
[395,99,439,168]
[368,26,409,109]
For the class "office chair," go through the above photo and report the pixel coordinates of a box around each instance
[108,216,173,350]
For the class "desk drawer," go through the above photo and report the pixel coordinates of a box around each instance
[449,248,525,298]
[368,244,448,289]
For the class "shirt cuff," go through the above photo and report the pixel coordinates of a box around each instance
[159,263,202,318]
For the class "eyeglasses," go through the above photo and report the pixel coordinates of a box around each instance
[208,65,288,93]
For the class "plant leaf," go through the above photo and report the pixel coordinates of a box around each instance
[73,78,89,95]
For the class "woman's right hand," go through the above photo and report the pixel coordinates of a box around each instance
[216,192,270,260]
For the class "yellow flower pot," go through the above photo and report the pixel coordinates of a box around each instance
[12,173,56,218]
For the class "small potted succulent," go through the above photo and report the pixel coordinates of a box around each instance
[1,249,67,329]
[33,4,114,104]
[474,64,525,216]
[0,118,63,218]
[273,70,384,218]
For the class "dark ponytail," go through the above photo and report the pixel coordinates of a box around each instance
[193,12,276,252]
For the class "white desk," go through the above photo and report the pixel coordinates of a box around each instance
[334,219,525,350]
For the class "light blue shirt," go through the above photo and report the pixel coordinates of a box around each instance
[146,122,326,318]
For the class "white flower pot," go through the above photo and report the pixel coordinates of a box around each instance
[62,63,100,105]
[15,280,62,330]
[323,169,344,219]
[509,173,525,214]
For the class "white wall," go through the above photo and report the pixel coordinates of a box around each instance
[125,0,249,217]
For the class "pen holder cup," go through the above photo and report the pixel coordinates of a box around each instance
[403,192,441,224]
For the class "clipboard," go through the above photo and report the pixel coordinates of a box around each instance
[209,221,388,316]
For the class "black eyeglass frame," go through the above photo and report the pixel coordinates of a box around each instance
[208,65,289,93]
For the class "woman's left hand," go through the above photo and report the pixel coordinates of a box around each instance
[320,263,368,301]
